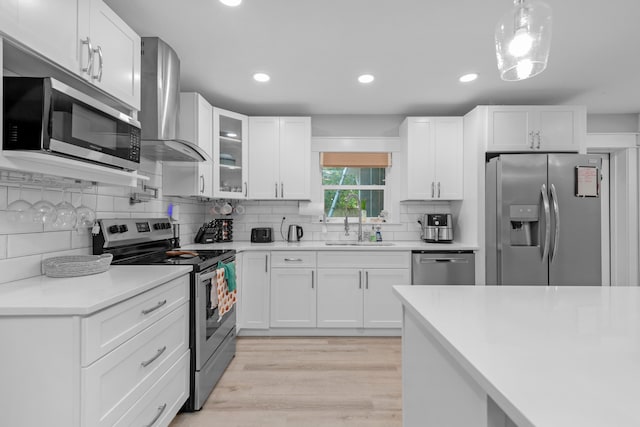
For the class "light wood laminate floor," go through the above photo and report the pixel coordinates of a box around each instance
[170,337,402,427]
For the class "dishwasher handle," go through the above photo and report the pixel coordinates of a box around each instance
[418,257,470,264]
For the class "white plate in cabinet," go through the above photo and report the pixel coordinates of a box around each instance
[113,351,190,427]
[81,275,188,365]
[270,251,316,268]
[81,304,188,427]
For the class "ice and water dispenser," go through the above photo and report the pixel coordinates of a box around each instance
[509,205,539,246]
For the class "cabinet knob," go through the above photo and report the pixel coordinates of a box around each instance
[529,131,535,149]
[536,131,542,149]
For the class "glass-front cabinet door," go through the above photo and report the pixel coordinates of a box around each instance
[213,107,248,199]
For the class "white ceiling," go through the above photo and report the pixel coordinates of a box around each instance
[106,0,640,117]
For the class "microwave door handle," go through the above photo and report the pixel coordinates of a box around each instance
[550,184,560,264]
[541,184,551,262]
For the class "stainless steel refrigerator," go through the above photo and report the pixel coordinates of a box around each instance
[486,154,602,286]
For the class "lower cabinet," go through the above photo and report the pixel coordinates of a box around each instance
[269,251,317,328]
[238,251,271,329]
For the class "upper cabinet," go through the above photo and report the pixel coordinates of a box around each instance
[213,107,249,199]
[486,106,585,152]
[399,117,464,200]
[248,117,311,200]
[163,93,213,198]
[0,0,140,110]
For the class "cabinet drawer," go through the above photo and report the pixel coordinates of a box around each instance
[113,350,190,427]
[317,251,410,269]
[271,251,316,268]
[82,274,189,365]
[82,304,188,427]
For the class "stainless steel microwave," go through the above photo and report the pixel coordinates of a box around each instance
[3,77,141,170]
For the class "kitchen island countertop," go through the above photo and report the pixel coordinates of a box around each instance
[0,265,192,316]
[393,285,640,427]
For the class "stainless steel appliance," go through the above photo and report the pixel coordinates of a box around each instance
[3,77,141,170]
[412,251,475,285]
[287,224,304,242]
[93,217,236,411]
[140,37,211,163]
[251,227,273,243]
[486,154,602,286]
[419,213,453,243]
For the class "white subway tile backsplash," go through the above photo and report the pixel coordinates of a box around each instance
[0,254,43,283]
[0,212,44,234]
[0,187,7,210]
[71,230,92,249]
[0,235,7,259]
[8,231,71,257]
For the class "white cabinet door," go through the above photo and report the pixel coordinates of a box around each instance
[279,117,311,200]
[248,117,280,199]
[213,107,249,199]
[487,107,533,152]
[405,118,434,200]
[363,268,409,328]
[238,252,270,330]
[0,0,86,76]
[89,0,140,110]
[163,93,214,198]
[270,268,316,328]
[537,109,581,151]
[316,268,363,328]
[433,117,463,200]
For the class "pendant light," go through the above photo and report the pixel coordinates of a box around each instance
[495,0,552,81]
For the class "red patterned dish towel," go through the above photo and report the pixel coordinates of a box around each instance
[214,267,237,321]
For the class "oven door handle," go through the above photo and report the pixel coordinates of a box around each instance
[200,271,219,282]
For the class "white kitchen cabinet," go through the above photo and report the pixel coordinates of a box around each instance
[238,251,270,330]
[316,251,410,328]
[87,0,141,110]
[399,117,463,200]
[269,251,316,328]
[248,116,311,200]
[0,273,190,427]
[0,0,140,110]
[486,106,585,152]
[213,107,249,199]
[163,93,214,198]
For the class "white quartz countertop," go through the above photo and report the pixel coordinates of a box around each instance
[393,285,640,427]
[0,265,192,316]
[181,240,478,252]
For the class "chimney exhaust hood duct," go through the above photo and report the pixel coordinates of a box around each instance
[139,37,210,162]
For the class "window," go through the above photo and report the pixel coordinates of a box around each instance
[320,153,390,220]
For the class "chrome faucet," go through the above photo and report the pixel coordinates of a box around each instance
[344,193,363,241]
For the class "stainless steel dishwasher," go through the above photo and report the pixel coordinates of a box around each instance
[411,251,475,285]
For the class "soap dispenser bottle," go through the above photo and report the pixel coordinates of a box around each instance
[375,225,382,242]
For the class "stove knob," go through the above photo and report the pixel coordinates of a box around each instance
[108,225,119,234]
[165,222,172,229]
[119,224,128,233]
[153,223,161,230]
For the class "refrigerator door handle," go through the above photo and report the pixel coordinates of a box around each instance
[541,184,551,261]
[549,183,560,263]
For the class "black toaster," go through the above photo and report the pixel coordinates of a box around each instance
[251,227,273,243]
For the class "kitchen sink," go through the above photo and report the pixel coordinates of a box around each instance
[324,240,394,246]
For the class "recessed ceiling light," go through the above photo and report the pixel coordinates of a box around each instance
[220,0,242,6]
[358,74,375,84]
[253,73,270,82]
[459,73,479,83]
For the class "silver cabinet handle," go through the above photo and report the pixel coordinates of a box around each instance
[365,271,369,289]
[144,403,167,427]
[141,299,167,315]
[431,182,435,198]
[359,271,362,289]
[281,182,284,198]
[275,182,278,198]
[536,131,542,149]
[80,37,93,74]
[140,346,167,367]
[265,254,268,272]
[311,270,314,289]
[550,183,560,264]
[92,45,103,82]
[541,184,551,262]
[437,182,441,198]
[419,257,469,263]
[284,258,303,262]
[529,131,535,149]
[244,181,248,197]
[200,175,205,193]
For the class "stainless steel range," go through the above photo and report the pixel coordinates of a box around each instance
[93,217,236,411]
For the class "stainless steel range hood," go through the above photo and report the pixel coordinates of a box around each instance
[139,37,210,162]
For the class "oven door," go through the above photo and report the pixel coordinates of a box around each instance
[195,258,236,370]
